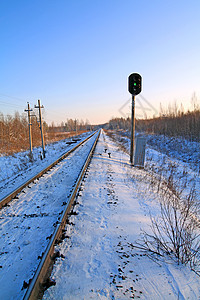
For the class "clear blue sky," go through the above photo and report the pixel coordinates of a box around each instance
[0,0,200,125]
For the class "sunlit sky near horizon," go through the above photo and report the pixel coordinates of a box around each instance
[1,0,200,125]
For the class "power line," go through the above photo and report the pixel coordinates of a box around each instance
[0,93,70,118]
[0,100,25,109]
[0,99,68,121]
[0,93,26,103]
[0,97,78,125]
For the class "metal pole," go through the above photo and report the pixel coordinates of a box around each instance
[130,95,135,164]
[25,102,33,161]
[35,100,45,158]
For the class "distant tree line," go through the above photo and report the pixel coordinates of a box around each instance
[136,109,200,141]
[105,117,131,131]
[137,98,200,141]
[48,118,92,133]
[106,99,200,141]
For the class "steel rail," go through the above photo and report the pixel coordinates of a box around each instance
[0,131,98,209]
[23,129,101,300]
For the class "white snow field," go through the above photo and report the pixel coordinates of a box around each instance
[0,132,92,200]
[43,131,200,300]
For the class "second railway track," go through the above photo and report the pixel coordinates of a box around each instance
[0,130,100,300]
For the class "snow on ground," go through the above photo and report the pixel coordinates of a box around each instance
[43,131,200,299]
[147,134,200,170]
[115,130,200,172]
[0,132,98,300]
[0,132,91,200]
[110,131,200,203]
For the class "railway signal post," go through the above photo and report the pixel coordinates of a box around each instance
[128,73,142,165]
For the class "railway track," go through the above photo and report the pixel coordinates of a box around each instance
[0,131,98,209]
[0,130,100,300]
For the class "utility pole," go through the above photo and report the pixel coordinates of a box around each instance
[35,99,45,158]
[24,102,33,161]
[75,119,77,136]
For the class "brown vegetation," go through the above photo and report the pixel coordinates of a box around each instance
[106,104,200,141]
[0,112,91,155]
[0,112,41,155]
[137,108,200,141]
